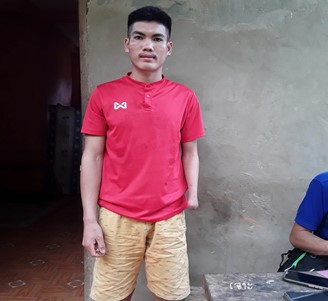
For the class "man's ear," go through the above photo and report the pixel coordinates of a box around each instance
[167,41,173,56]
[124,38,130,53]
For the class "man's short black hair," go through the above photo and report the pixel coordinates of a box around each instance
[127,6,172,39]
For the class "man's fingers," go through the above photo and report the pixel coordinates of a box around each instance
[94,238,106,256]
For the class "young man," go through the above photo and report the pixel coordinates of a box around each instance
[80,6,205,301]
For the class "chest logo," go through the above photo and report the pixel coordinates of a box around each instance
[114,102,127,110]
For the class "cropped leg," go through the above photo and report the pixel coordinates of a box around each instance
[90,208,150,301]
[145,211,190,301]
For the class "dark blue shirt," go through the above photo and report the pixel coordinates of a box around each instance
[295,172,328,239]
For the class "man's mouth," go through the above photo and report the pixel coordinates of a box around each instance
[139,53,156,59]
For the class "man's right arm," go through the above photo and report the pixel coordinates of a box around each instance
[80,134,106,257]
[289,222,328,256]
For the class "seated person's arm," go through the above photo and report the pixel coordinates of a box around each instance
[289,222,328,256]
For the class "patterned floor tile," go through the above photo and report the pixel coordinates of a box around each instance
[0,196,84,301]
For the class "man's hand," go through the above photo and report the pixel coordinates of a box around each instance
[82,222,106,257]
[187,196,199,210]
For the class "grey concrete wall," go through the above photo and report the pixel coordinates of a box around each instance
[79,0,328,297]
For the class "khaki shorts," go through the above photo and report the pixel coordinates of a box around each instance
[90,208,190,301]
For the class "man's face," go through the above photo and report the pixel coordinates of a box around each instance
[124,21,173,76]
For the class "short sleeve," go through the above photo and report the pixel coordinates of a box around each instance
[295,178,325,231]
[81,87,107,136]
[180,92,205,142]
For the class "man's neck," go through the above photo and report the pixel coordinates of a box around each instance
[129,69,163,83]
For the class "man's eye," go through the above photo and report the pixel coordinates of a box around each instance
[134,36,142,40]
[154,38,163,42]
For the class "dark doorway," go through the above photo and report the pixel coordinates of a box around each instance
[0,0,81,201]
[0,2,84,298]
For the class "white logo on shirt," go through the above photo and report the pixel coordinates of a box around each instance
[114,102,127,110]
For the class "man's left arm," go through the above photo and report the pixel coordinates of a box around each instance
[289,222,328,256]
[182,140,200,209]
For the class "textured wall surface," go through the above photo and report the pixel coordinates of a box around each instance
[80,0,328,296]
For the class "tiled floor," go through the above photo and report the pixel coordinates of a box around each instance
[0,194,84,301]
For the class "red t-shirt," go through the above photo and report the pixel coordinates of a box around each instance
[81,73,205,222]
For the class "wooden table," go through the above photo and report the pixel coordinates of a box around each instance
[203,272,321,300]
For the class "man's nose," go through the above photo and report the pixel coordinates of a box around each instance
[142,38,154,51]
